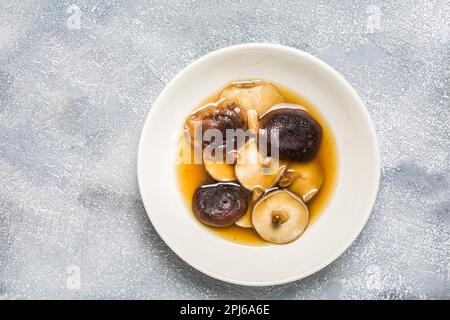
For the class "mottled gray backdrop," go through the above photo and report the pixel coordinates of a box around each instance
[0,0,449,299]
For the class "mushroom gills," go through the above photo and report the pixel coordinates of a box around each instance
[252,190,309,244]
[219,80,285,115]
[279,160,324,202]
[235,139,287,191]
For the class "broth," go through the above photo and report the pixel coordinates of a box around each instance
[176,82,338,246]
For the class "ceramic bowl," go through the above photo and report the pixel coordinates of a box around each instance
[137,43,380,286]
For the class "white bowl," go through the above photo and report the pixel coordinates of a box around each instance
[137,43,380,286]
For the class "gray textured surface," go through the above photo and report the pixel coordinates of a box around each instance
[0,0,449,299]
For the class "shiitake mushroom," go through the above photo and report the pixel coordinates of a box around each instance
[203,152,236,182]
[234,138,287,192]
[259,107,322,162]
[219,80,285,115]
[193,183,249,227]
[252,190,309,244]
[279,160,324,202]
[184,99,247,149]
[235,199,254,228]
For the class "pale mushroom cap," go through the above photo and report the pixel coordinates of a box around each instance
[287,160,324,202]
[219,81,285,115]
[252,190,309,244]
[235,139,287,191]
[235,200,253,228]
[247,109,259,132]
[203,153,236,182]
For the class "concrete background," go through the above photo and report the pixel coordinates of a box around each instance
[0,0,449,299]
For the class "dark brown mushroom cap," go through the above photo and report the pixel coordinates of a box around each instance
[259,108,322,162]
[185,99,247,149]
[193,183,249,227]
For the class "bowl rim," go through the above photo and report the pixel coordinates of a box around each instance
[137,43,380,286]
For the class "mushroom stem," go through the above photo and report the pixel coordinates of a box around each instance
[271,209,289,225]
[247,110,259,132]
[272,214,282,225]
[252,187,264,201]
[261,157,273,168]
[279,171,301,187]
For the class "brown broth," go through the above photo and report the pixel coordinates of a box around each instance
[176,82,338,246]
